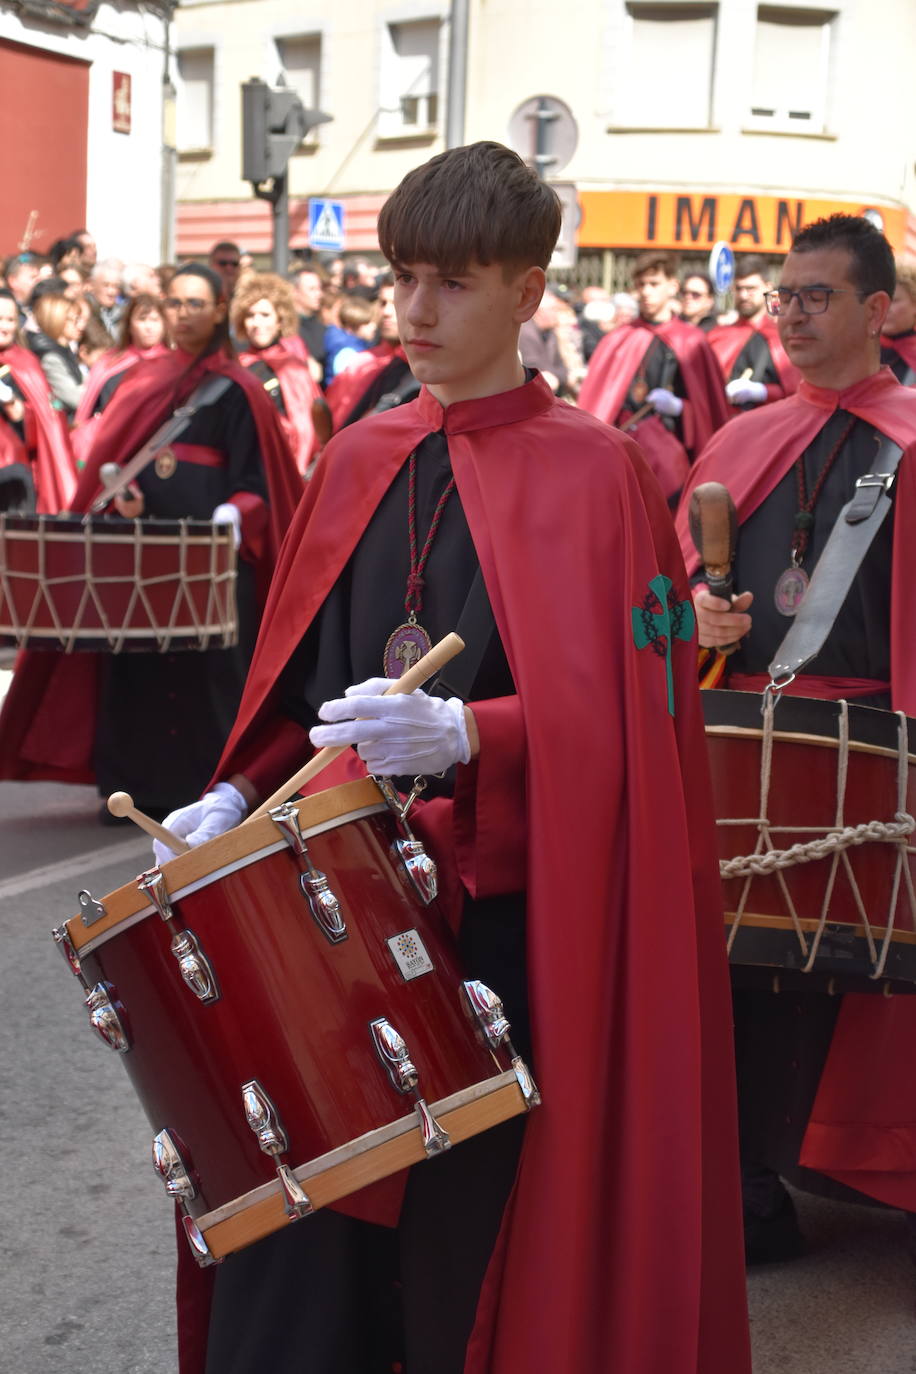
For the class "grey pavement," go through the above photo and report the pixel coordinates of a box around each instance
[0,765,914,1369]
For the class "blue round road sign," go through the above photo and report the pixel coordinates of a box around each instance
[708,240,735,294]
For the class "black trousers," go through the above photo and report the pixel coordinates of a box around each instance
[204,1115,527,1374]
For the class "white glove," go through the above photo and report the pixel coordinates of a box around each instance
[153,782,248,864]
[726,377,768,406]
[212,502,241,549]
[310,677,471,777]
[0,380,14,405]
[647,387,683,418]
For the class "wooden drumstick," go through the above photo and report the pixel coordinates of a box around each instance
[107,791,191,855]
[688,480,739,654]
[247,630,466,822]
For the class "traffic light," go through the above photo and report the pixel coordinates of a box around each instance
[241,77,332,184]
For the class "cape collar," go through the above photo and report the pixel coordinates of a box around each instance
[416,371,555,435]
[797,365,899,412]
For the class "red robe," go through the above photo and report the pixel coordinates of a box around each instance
[71,343,171,468]
[707,316,799,407]
[578,316,729,475]
[0,344,77,511]
[179,375,750,1374]
[237,338,321,477]
[0,349,303,787]
[881,331,916,379]
[676,367,916,1210]
[325,341,409,429]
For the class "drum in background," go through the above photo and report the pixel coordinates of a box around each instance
[0,513,237,653]
[703,689,916,992]
[53,778,538,1266]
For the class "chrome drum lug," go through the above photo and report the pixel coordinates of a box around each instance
[151,1129,198,1201]
[170,929,220,1004]
[240,1079,314,1221]
[511,1056,541,1109]
[85,982,130,1053]
[270,802,348,944]
[52,924,86,984]
[369,1017,451,1158]
[392,837,438,905]
[462,979,511,1049]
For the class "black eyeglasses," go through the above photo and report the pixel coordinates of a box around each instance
[214,258,240,268]
[764,286,867,317]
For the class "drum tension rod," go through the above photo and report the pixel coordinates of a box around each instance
[241,1080,314,1220]
[269,802,348,943]
[369,1018,451,1157]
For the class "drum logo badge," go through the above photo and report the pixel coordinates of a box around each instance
[155,448,178,480]
[631,572,695,716]
[387,928,435,981]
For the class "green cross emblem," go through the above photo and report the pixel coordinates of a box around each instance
[631,573,695,716]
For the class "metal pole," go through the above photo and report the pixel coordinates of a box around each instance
[272,174,289,274]
[160,12,177,263]
[445,0,469,149]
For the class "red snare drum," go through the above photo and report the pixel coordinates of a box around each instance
[53,778,537,1265]
[703,689,916,991]
[0,513,237,652]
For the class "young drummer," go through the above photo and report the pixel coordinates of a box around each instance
[161,142,750,1374]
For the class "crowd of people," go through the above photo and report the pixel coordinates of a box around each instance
[4,145,916,1374]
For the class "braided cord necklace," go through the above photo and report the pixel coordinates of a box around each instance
[774,413,858,617]
[383,450,457,676]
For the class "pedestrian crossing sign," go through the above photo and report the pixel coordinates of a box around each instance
[309,198,345,251]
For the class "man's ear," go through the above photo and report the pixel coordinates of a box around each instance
[866,290,891,337]
[516,267,547,324]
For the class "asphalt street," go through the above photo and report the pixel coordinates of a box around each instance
[0,662,913,1371]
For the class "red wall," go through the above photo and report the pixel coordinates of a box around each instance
[0,38,89,254]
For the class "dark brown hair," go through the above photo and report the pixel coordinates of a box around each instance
[633,251,680,281]
[118,292,166,350]
[377,141,562,276]
[790,214,895,299]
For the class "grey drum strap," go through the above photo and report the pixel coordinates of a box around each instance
[767,433,905,686]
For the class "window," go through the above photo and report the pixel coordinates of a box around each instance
[176,47,214,152]
[749,7,834,132]
[275,33,322,142]
[618,3,717,129]
[379,18,441,138]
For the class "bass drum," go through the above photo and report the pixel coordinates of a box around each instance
[53,778,538,1265]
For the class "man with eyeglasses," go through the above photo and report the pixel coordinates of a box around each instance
[676,213,916,1266]
[679,271,717,331]
[209,240,243,298]
[579,250,729,503]
[707,254,799,410]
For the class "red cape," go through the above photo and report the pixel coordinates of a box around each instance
[578,316,729,457]
[71,344,171,468]
[881,331,916,377]
[237,339,322,477]
[676,366,916,1209]
[180,375,750,1374]
[0,344,77,511]
[706,316,799,404]
[325,341,408,429]
[0,349,303,787]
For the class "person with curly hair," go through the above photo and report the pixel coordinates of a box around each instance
[231,272,323,477]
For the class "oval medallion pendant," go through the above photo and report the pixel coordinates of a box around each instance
[384,621,432,678]
[774,566,809,617]
[155,448,177,479]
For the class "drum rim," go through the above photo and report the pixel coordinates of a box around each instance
[702,688,916,755]
[66,777,386,956]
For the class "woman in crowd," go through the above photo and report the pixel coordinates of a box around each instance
[71,293,170,461]
[29,292,85,419]
[231,272,322,477]
[0,287,76,511]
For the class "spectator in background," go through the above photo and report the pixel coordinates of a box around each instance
[77,313,112,373]
[72,293,170,462]
[58,266,87,301]
[156,263,177,297]
[208,241,242,298]
[707,254,799,411]
[324,293,376,378]
[86,260,125,338]
[29,293,85,419]
[519,290,569,395]
[290,263,327,383]
[680,271,718,331]
[71,230,97,272]
[325,278,416,430]
[880,262,916,384]
[122,262,161,298]
[49,237,84,274]
[231,272,322,478]
[4,253,41,327]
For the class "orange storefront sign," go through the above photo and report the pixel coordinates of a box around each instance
[578,191,906,255]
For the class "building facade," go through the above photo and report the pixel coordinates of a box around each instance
[173,0,916,276]
[0,0,174,262]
